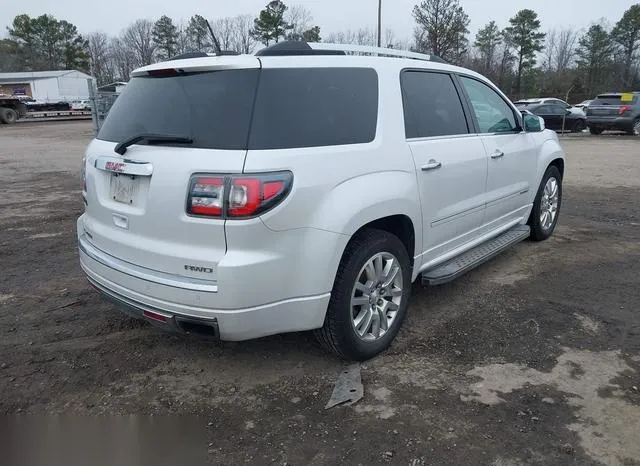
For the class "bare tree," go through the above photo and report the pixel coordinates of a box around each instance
[122,19,155,67]
[212,17,236,51]
[545,28,579,72]
[174,21,192,55]
[543,29,558,71]
[232,14,257,54]
[384,29,396,48]
[287,4,313,39]
[555,28,579,72]
[326,28,377,46]
[87,32,114,85]
[109,37,136,81]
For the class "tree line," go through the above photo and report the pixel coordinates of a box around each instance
[1,0,639,102]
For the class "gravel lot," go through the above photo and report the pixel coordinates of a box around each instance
[1,122,639,465]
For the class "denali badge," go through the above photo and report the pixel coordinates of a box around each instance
[184,265,214,274]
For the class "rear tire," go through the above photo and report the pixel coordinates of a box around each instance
[589,126,603,135]
[0,107,18,124]
[528,166,562,242]
[572,119,586,133]
[315,229,412,361]
[628,118,640,136]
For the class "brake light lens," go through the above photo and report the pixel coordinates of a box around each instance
[147,68,179,77]
[187,172,292,218]
[619,105,631,115]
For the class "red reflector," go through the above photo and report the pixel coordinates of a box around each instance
[619,105,631,114]
[143,310,169,323]
[263,181,284,200]
[148,69,178,77]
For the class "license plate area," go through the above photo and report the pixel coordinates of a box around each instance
[109,173,139,204]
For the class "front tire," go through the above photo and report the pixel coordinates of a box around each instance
[528,166,562,241]
[315,229,412,361]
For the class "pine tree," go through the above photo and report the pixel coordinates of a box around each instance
[152,15,179,60]
[251,1,293,46]
[503,9,546,96]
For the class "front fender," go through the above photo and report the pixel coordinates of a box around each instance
[535,134,565,187]
[309,170,421,250]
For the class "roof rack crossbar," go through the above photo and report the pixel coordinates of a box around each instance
[308,43,436,62]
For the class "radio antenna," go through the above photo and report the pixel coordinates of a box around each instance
[205,19,223,55]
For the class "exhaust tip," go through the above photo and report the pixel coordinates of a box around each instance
[175,317,220,340]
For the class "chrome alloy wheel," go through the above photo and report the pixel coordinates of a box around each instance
[350,252,404,341]
[540,177,560,231]
[633,119,640,136]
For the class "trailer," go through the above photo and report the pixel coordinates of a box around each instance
[0,96,27,124]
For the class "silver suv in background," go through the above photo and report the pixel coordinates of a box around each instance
[586,92,640,135]
[78,42,565,360]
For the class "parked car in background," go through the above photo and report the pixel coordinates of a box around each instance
[514,98,584,116]
[527,102,587,132]
[586,92,640,135]
[574,100,592,113]
[71,100,92,111]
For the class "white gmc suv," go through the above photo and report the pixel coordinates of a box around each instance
[78,42,564,360]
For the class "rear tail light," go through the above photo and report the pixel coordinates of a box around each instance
[189,177,225,216]
[187,172,292,219]
[619,105,631,115]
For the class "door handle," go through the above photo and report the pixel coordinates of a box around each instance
[421,159,442,171]
[490,150,505,159]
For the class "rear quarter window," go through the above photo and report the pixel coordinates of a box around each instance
[248,68,378,150]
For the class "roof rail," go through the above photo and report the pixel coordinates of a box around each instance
[308,43,445,63]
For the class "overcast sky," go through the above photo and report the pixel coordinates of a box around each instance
[2,0,634,39]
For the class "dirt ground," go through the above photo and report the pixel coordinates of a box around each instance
[1,121,639,466]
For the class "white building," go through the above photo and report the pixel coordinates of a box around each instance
[0,70,94,103]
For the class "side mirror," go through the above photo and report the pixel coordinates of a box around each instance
[523,114,545,132]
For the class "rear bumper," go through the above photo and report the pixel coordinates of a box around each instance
[80,247,331,341]
[587,117,634,131]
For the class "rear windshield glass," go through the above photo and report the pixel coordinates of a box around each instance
[592,95,638,105]
[97,70,259,150]
[249,68,378,149]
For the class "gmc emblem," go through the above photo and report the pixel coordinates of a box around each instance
[184,265,214,274]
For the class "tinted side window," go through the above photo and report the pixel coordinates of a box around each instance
[459,76,518,133]
[401,71,469,138]
[532,105,550,115]
[249,68,378,150]
[550,104,567,115]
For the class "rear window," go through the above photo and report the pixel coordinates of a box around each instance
[98,70,259,150]
[592,95,638,105]
[249,68,378,149]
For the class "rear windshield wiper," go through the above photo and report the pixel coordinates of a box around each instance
[114,133,193,155]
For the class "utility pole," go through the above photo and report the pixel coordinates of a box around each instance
[377,0,382,47]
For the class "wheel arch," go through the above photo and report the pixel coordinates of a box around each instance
[351,214,416,267]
